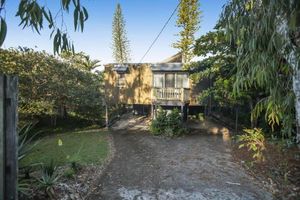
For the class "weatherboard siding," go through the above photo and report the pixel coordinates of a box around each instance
[104,64,203,106]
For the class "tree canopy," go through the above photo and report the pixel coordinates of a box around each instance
[221,0,300,140]
[0,47,104,125]
[190,0,300,141]
[173,0,201,64]
[112,3,131,63]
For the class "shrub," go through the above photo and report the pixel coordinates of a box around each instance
[238,128,266,162]
[150,108,167,135]
[150,108,186,137]
[198,113,205,122]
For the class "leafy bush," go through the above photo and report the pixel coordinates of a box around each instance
[238,128,266,162]
[150,108,186,137]
[150,108,167,135]
[198,113,205,122]
[0,48,104,126]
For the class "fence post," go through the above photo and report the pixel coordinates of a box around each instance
[0,75,4,200]
[0,74,18,200]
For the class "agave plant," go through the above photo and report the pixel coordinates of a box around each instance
[18,123,41,162]
[37,160,61,199]
[18,123,41,198]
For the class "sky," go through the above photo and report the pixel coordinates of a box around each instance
[2,0,227,65]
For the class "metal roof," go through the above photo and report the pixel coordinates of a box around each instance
[151,63,185,72]
[112,64,129,73]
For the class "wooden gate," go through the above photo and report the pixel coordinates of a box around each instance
[0,74,18,200]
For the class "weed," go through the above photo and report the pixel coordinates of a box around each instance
[238,128,266,162]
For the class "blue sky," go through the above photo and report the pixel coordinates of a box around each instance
[3,0,227,64]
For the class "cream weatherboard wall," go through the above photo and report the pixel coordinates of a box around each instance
[104,64,205,106]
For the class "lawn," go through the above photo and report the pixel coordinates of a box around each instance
[22,130,109,166]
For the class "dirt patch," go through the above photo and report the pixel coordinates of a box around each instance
[88,116,273,200]
[232,141,300,200]
[111,113,150,131]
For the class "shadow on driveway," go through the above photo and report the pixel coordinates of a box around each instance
[88,116,273,200]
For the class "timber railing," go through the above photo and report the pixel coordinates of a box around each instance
[152,88,190,102]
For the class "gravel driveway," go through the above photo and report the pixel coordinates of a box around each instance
[88,116,273,200]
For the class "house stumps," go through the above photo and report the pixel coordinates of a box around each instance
[181,103,188,122]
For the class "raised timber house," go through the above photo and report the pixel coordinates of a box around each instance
[104,56,207,120]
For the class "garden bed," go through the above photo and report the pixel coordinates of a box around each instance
[232,141,300,199]
[20,130,114,200]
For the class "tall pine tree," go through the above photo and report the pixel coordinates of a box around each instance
[173,0,200,64]
[112,3,130,63]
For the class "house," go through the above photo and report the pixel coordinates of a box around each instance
[104,55,207,121]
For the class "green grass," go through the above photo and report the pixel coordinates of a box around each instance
[22,130,109,166]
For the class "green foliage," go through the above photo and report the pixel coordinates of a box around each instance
[238,128,266,162]
[0,16,6,47]
[18,123,41,198]
[150,108,167,135]
[166,108,186,137]
[38,160,61,199]
[191,30,251,110]
[59,140,83,171]
[221,0,299,139]
[0,48,104,125]
[150,108,186,137]
[18,180,31,198]
[70,160,82,173]
[198,113,204,122]
[63,167,76,179]
[18,123,40,162]
[0,0,7,46]
[61,51,100,71]
[0,0,89,54]
[173,0,201,64]
[112,3,131,63]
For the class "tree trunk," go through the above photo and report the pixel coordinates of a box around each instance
[105,104,109,128]
[249,98,257,128]
[278,17,300,144]
[286,41,300,144]
[235,105,239,135]
[292,62,300,144]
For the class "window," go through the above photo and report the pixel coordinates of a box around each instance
[153,74,164,88]
[118,74,125,87]
[176,74,189,88]
[153,73,189,88]
[165,73,175,88]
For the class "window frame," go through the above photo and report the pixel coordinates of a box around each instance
[117,73,126,87]
[153,72,189,89]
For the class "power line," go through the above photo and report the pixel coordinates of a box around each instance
[139,1,180,63]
